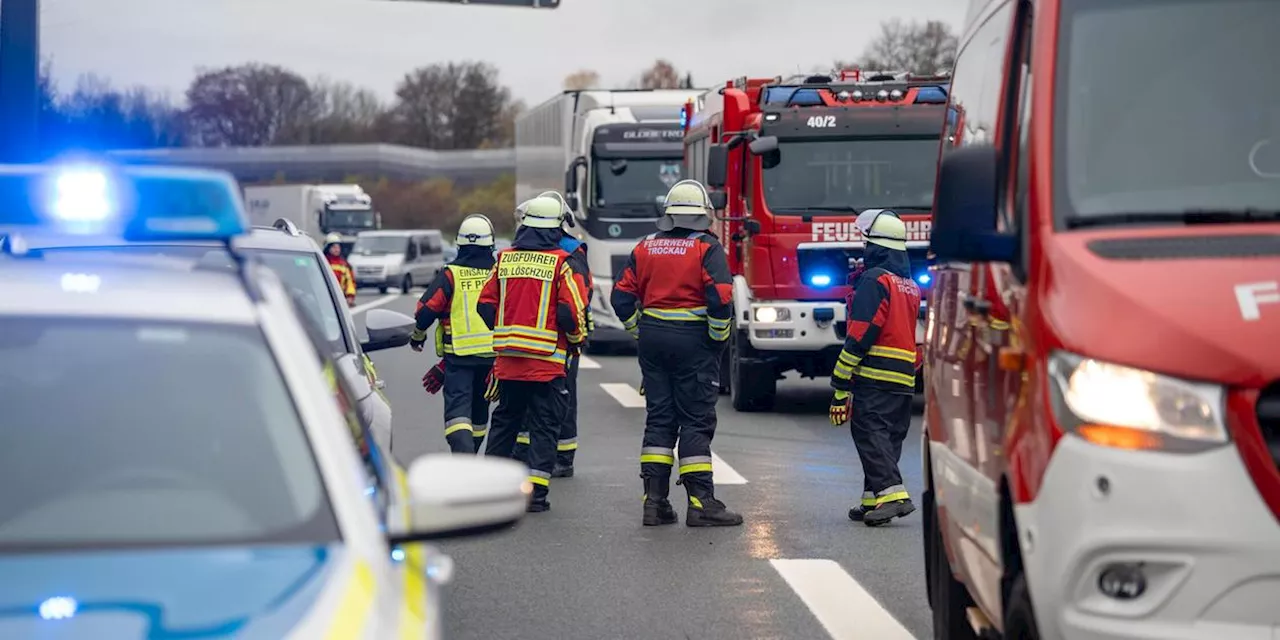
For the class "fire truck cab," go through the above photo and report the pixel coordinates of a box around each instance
[682,70,950,411]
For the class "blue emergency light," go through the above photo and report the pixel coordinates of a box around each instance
[917,273,931,285]
[809,273,833,287]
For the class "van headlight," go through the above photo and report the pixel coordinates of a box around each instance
[754,306,791,323]
[1047,351,1228,452]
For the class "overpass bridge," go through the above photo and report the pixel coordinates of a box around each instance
[107,144,516,186]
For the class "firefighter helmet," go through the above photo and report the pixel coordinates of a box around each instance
[515,196,564,229]
[536,190,576,228]
[456,214,495,247]
[855,209,907,251]
[657,179,713,231]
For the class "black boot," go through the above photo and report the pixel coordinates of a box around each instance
[848,493,876,521]
[527,484,550,513]
[682,475,743,528]
[552,449,575,478]
[641,474,677,526]
[863,498,915,527]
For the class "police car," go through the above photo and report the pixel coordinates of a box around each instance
[17,216,409,455]
[0,163,530,638]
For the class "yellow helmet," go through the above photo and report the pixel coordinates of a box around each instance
[657,179,713,231]
[855,209,907,251]
[456,214,495,246]
[515,196,564,229]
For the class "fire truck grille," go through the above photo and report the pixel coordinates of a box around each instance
[1257,382,1280,473]
[797,246,932,287]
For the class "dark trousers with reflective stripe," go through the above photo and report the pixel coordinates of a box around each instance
[486,377,568,501]
[849,379,913,505]
[637,321,721,501]
[442,361,492,454]
[512,354,579,466]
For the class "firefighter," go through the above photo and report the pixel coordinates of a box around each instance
[477,196,589,512]
[324,233,356,307]
[409,214,497,454]
[611,180,742,528]
[829,209,921,527]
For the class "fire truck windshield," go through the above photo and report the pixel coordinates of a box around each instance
[760,137,939,215]
[591,158,684,217]
[1057,0,1280,228]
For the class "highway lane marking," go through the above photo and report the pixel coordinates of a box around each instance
[769,559,915,640]
[599,383,646,408]
[352,294,404,315]
[710,452,747,485]
[578,356,602,369]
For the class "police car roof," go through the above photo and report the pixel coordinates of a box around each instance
[17,227,321,254]
[0,258,258,324]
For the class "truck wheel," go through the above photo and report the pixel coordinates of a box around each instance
[1003,574,1041,640]
[584,339,612,355]
[401,273,413,293]
[729,329,775,412]
[718,346,731,396]
[378,286,388,294]
[928,488,978,640]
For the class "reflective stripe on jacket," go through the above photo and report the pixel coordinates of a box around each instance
[478,247,589,382]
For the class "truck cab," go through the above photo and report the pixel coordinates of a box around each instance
[683,71,950,411]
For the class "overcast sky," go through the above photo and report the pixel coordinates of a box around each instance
[40,0,965,106]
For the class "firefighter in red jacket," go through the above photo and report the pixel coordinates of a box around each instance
[477,196,589,513]
[410,214,497,454]
[611,180,742,528]
[324,233,356,307]
[829,209,921,527]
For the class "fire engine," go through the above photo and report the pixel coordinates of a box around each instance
[681,70,951,411]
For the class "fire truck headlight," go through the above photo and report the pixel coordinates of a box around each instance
[1047,351,1229,452]
[852,90,864,102]
[753,306,791,323]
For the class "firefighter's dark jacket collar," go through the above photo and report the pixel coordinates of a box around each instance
[864,243,910,278]
[512,226,564,251]
[452,244,496,270]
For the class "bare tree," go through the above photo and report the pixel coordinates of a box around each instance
[185,63,316,146]
[388,61,513,149]
[843,19,958,76]
[308,77,386,143]
[638,60,681,89]
[563,69,600,90]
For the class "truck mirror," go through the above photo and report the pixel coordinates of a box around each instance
[930,145,1017,263]
[707,145,728,188]
[564,156,588,208]
[748,136,779,155]
[744,219,761,235]
[708,189,727,210]
[565,193,580,214]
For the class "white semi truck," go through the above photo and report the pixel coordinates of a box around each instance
[516,88,703,350]
[243,184,381,254]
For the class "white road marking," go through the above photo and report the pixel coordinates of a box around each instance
[710,452,747,485]
[769,559,915,640]
[599,383,646,408]
[352,294,403,315]
[578,356,602,369]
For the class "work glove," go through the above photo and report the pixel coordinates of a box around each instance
[638,381,645,396]
[829,390,851,426]
[408,328,428,352]
[346,295,356,308]
[421,361,445,395]
[483,368,500,402]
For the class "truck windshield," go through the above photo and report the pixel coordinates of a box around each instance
[326,209,378,230]
[1056,0,1280,226]
[352,235,408,255]
[592,158,684,216]
[760,138,939,214]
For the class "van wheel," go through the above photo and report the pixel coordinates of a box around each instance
[1003,574,1041,640]
[378,286,388,294]
[928,488,978,640]
[401,273,413,293]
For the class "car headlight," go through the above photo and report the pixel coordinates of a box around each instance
[1047,351,1228,452]
[754,306,791,323]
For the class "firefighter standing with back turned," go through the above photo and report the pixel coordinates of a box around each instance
[477,196,589,512]
[829,209,921,527]
[512,191,593,478]
[410,214,498,454]
[611,180,742,528]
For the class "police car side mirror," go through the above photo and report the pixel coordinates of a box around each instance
[362,308,416,352]
[390,453,529,543]
[930,145,1017,263]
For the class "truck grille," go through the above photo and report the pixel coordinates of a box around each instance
[610,254,630,282]
[1258,382,1280,473]
[797,245,932,288]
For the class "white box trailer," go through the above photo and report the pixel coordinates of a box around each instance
[243,184,381,253]
[515,88,703,348]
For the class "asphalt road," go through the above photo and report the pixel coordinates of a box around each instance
[352,290,931,640]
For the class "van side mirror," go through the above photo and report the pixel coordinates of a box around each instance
[930,145,1017,263]
[707,189,727,210]
[748,136,779,155]
[707,145,728,188]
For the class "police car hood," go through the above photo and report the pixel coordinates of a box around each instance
[0,544,361,638]
[1045,231,1280,387]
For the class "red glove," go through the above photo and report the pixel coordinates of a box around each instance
[422,361,445,395]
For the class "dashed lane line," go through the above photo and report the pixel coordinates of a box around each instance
[601,383,749,485]
[769,559,915,640]
[578,356,602,369]
[351,293,404,315]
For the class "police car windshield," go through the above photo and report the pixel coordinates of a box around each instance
[1056,0,1280,227]
[592,158,683,216]
[0,318,339,551]
[761,138,939,214]
[34,245,348,355]
[352,235,408,256]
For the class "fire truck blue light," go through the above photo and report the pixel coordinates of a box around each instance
[809,274,832,287]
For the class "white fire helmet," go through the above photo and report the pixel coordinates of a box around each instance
[657,179,713,231]
[536,190,576,228]
[514,196,564,229]
[456,214,495,247]
[323,233,343,247]
[855,209,907,251]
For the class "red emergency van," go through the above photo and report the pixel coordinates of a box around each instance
[923,0,1280,638]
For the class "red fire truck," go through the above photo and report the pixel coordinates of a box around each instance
[681,70,951,411]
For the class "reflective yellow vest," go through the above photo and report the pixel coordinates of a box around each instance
[435,265,495,357]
